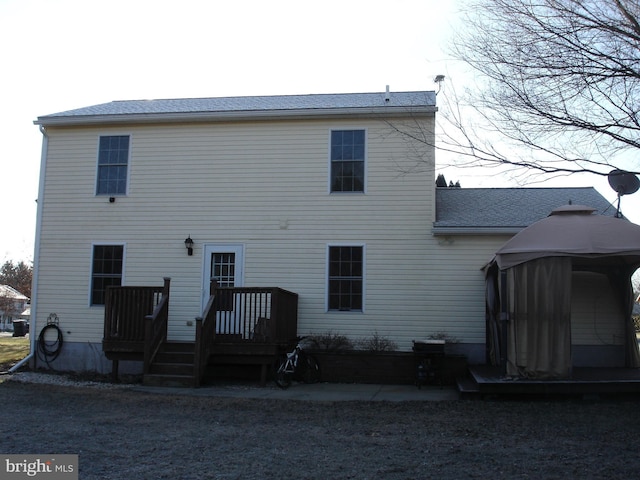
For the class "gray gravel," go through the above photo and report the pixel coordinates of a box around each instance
[2,374,640,479]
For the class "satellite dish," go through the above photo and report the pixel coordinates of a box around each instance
[607,169,640,217]
[608,169,640,195]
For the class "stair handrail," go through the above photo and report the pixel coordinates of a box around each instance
[143,277,171,376]
[194,280,218,387]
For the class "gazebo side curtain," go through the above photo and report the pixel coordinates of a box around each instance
[506,257,572,379]
[484,263,501,366]
[608,268,640,368]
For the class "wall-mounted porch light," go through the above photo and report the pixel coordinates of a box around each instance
[184,235,194,256]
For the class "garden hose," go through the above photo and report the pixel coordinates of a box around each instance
[37,323,63,366]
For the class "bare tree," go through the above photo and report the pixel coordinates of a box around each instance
[440,0,640,181]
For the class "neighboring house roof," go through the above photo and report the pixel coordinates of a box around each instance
[35,91,437,126]
[434,187,617,235]
[0,285,28,301]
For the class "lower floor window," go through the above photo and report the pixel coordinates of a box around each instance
[91,245,124,305]
[328,245,364,311]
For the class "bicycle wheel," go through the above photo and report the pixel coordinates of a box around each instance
[301,355,321,384]
[274,354,292,389]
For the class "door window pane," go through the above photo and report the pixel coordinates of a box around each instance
[212,253,236,287]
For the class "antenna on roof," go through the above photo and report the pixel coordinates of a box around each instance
[434,75,445,95]
[607,169,640,218]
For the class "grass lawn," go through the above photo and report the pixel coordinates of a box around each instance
[0,335,30,371]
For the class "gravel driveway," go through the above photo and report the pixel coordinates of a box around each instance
[1,375,640,479]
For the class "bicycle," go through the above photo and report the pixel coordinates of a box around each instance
[274,338,321,389]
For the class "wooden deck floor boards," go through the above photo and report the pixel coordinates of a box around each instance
[466,365,640,396]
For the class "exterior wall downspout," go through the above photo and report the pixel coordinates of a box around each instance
[11,125,49,372]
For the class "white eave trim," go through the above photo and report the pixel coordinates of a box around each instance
[34,105,438,127]
[432,226,524,236]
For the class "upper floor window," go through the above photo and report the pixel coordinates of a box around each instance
[97,135,129,195]
[91,245,124,305]
[330,130,365,193]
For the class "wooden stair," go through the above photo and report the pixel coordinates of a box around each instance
[143,342,196,387]
[456,375,481,399]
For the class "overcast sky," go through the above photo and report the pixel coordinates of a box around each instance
[0,0,635,263]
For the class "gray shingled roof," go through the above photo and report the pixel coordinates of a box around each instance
[434,187,616,234]
[35,91,436,125]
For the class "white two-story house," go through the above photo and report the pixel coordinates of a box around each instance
[31,90,626,383]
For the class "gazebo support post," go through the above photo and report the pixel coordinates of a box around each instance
[500,269,508,377]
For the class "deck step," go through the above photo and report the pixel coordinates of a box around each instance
[154,351,195,364]
[143,341,196,387]
[456,376,481,398]
[160,341,195,353]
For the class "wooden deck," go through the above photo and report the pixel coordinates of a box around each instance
[102,279,298,386]
[458,365,640,397]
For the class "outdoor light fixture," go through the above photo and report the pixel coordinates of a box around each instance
[184,235,194,256]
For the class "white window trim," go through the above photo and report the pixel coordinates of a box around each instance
[325,243,366,313]
[89,242,127,307]
[95,133,132,197]
[327,128,367,195]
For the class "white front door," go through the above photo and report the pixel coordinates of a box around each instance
[202,244,244,309]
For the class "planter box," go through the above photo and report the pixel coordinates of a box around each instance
[310,350,468,385]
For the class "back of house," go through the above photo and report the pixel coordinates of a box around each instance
[32,89,621,377]
[33,90,445,373]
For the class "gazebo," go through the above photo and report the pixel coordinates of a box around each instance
[485,205,640,379]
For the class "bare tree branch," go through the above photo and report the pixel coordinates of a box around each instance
[424,0,640,179]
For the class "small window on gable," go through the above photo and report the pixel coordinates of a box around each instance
[330,130,365,193]
[91,245,124,305]
[97,135,129,195]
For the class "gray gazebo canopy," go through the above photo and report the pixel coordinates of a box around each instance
[494,205,640,270]
[486,205,640,379]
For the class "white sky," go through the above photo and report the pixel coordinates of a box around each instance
[1,0,637,263]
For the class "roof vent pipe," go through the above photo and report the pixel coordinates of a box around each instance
[385,85,390,102]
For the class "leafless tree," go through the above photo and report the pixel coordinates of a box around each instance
[438,0,640,181]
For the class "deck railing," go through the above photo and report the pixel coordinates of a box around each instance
[143,278,171,375]
[214,286,298,343]
[194,283,298,386]
[194,282,218,387]
[103,278,170,351]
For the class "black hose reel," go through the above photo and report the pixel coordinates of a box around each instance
[37,313,64,367]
